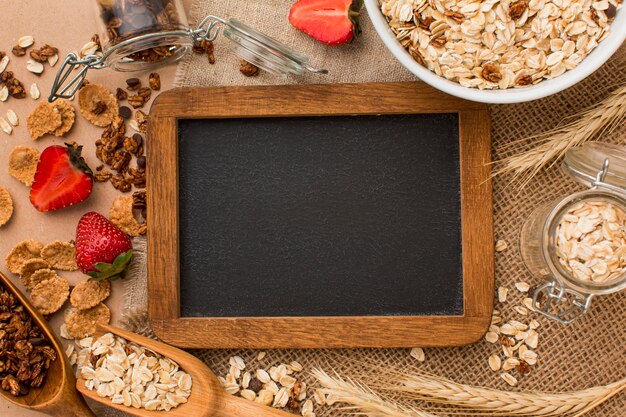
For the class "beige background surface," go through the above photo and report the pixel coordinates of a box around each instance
[0,1,191,415]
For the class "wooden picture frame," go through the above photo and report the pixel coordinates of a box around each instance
[147,82,493,349]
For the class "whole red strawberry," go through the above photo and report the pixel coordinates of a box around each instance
[75,212,133,281]
[30,143,93,212]
[289,0,362,46]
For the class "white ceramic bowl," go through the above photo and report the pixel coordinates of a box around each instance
[365,0,626,104]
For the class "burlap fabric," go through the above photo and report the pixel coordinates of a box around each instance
[115,2,626,416]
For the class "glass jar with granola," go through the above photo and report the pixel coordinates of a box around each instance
[520,143,626,323]
[94,0,191,71]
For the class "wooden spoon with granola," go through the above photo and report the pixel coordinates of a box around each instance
[0,271,96,417]
[76,323,301,417]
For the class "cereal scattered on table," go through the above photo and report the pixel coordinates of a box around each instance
[19,257,50,289]
[51,99,76,137]
[29,276,69,315]
[8,145,39,186]
[27,102,62,140]
[0,187,14,227]
[70,278,111,311]
[78,83,119,127]
[41,240,78,270]
[65,302,111,339]
[5,240,44,274]
[28,268,58,290]
[110,195,146,237]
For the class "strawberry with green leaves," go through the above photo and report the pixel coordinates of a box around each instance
[30,143,93,212]
[289,0,362,46]
[75,212,133,281]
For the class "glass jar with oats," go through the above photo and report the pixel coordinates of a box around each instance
[48,1,326,101]
[520,143,626,323]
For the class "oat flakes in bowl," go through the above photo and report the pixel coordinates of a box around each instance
[365,0,625,103]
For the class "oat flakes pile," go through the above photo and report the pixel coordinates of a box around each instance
[379,0,621,89]
[73,333,192,411]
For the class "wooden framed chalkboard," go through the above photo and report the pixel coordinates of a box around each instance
[147,82,493,349]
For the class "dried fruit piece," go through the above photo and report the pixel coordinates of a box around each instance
[5,240,43,274]
[0,187,14,227]
[28,268,58,290]
[70,279,111,310]
[78,84,119,127]
[30,276,69,315]
[41,240,78,270]
[11,46,26,57]
[51,100,76,137]
[26,102,62,140]
[65,303,111,339]
[8,145,40,186]
[19,258,50,289]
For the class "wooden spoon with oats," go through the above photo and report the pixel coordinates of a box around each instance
[77,323,300,417]
[0,271,96,417]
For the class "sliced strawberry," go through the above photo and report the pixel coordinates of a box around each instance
[30,143,93,212]
[289,0,362,46]
[75,212,133,281]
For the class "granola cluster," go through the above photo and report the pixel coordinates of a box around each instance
[380,0,622,89]
[0,285,57,397]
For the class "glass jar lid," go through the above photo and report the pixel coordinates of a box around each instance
[562,142,626,190]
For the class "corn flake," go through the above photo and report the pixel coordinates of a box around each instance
[41,240,78,271]
[5,240,43,274]
[110,195,145,237]
[51,99,76,137]
[8,146,39,186]
[78,84,119,127]
[70,279,111,311]
[0,187,13,227]
[30,276,69,315]
[27,102,62,140]
[19,258,50,289]
[65,303,111,339]
[28,268,58,290]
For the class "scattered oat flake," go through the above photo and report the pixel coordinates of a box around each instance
[5,240,43,274]
[515,282,530,292]
[0,187,14,227]
[8,145,40,186]
[17,36,34,48]
[501,372,518,386]
[257,351,266,361]
[495,240,508,252]
[41,240,78,270]
[27,102,62,140]
[0,56,9,75]
[497,286,508,303]
[410,347,425,362]
[30,276,69,315]
[65,302,111,339]
[70,278,111,310]
[110,195,146,237]
[484,331,499,343]
[6,110,18,126]
[488,354,501,371]
[0,117,12,135]
[48,54,59,67]
[26,59,44,74]
[30,83,40,100]
[0,85,8,102]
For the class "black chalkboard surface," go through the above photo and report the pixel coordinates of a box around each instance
[178,115,463,318]
[147,82,493,348]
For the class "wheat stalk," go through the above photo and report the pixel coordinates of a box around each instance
[493,83,626,190]
[313,367,626,417]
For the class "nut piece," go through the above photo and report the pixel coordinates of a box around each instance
[0,187,14,227]
[240,60,259,77]
[148,72,161,91]
[8,145,39,186]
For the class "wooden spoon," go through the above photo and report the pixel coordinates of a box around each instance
[0,271,96,417]
[77,323,301,417]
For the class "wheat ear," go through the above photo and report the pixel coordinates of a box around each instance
[313,369,439,417]
[493,83,626,189]
[314,367,626,417]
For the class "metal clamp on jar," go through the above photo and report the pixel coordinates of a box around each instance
[520,143,626,324]
[49,0,327,101]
